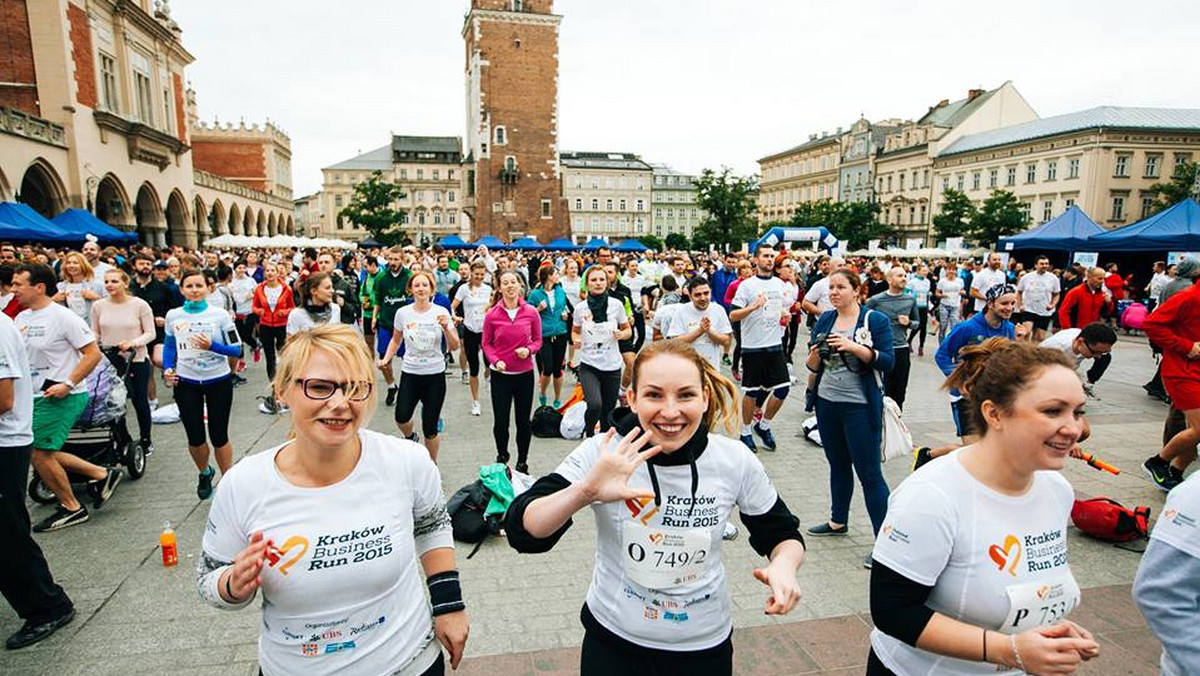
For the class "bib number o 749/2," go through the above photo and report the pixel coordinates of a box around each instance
[621,520,712,591]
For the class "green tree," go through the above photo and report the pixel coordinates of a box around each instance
[664,232,690,250]
[690,229,711,251]
[835,200,890,250]
[637,234,664,252]
[970,189,1028,247]
[932,188,976,241]
[1148,161,1199,214]
[339,171,407,241]
[693,168,760,252]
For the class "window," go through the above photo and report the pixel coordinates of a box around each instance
[448,191,456,203]
[1114,155,1130,177]
[99,52,119,112]
[1142,196,1156,218]
[1046,161,1057,181]
[1019,202,1032,222]
[591,217,600,230]
[417,169,424,180]
[432,169,440,180]
[512,0,522,10]
[1068,158,1080,179]
[972,172,981,190]
[909,206,916,223]
[1006,167,1017,186]
[1176,153,1194,169]
[956,174,964,191]
[541,199,552,218]
[334,194,343,207]
[655,176,663,186]
[433,211,442,225]
[417,210,426,226]
[1025,164,1037,184]
[619,177,627,190]
[606,217,614,230]
[434,191,442,203]
[448,170,455,180]
[449,211,457,224]
[899,173,906,190]
[494,126,506,145]
[399,169,407,179]
[605,178,615,189]
[619,199,627,211]
[1145,155,1160,178]
[654,208,662,218]
[635,199,644,211]
[574,198,582,210]
[1042,200,1053,223]
[919,205,926,223]
[591,199,599,210]
[130,51,154,125]
[923,169,929,187]
[504,156,517,171]
[606,198,613,210]
[1065,198,1075,208]
[333,174,342,184]
[989,168,998,188]
[942,177,950,191]
[636,179,646,190]
[591,178,599,189]
[415,190,425,201]
[504,199,514,213]
[1111,196,1125,221]
[493,202,502,213]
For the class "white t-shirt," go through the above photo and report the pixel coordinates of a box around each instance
[286,306,342,336]
[906,276,931,309]
[664,302,733,370]
[871,450,1079,675]
[803,277,833,314]
[264,284,284,311]
[732,275,787,350]
[59,280,105,321]
[394,304,450,376]
[1017,271,1061,317]
[650,301,681,338]
[937,277,964,306]
[230,276,257,316]
[203,430,452,676]
[90,262,113,294]
[16,303,95,395]
[1040,329,1084,368]
[453,283,492,334]
[561,276,584,310]
[1150,475,1200,560]
[165,305,240,382]
[971,267,1008,312]
[554,433,780,651]
[574,297,626,372]
[621,274,648,311]
[0,313,33,446]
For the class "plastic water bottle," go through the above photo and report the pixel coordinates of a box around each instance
[160,520,178,567]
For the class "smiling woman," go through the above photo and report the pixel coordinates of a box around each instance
[197,325,468,676]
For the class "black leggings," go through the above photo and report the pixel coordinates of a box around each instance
[579,363,621,437]
[537,333,568,379]
[235,314,260,352]
[907,307,929,350]
[731,321,742,371]
[784,314,801,361]
[261,653,443,676]
[125,360,152,443]
[491,369,534,465]
[631,312,647,352]
[463,329,484,377]
[174,377,233,447]
[259,324,287,381]
[395,371,447,439]
[581,617,732,675]
[866,648,897,675]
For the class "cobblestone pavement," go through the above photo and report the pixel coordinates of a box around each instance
[0,333,1173,675]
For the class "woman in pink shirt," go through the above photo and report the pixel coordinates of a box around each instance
[90,268,157,454]
[482,270,542,474]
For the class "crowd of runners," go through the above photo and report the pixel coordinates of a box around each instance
[1,236,1196,675]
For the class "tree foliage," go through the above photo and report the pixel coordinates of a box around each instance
[932,188,976,241]
[693,168,760,253]
[664,233,690,250]
[1148,161,1199,214]
[971,189,1028,246]
[637,234,664,252]
[339,171,408,240]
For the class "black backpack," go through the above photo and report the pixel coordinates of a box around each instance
[530,405,563,439]
[446,480,501,558]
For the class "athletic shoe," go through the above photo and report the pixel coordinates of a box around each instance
[912,447,933,472]
[258,396,278,415]
[739,433,757,453]
[231,374,247,387]
[279,404,290,414]
[91,468,122,509]
[540,395,548,407]
[1169,465,1185,486]
[514,462,529,475]
[140,440,155,458]
[722,522,739,541]
[787,363,797,384]
[470,400,481,416]
[197,467,216,500]
[731,368,741,381]
[235,360,246,374]
[806,522,849,537]
[253,347,261,363]
[722,355,732,366]
[461,372,469,385]
[917,347,924,357]
[863,554,873,570]
[148,398,159,410]
[5,608,75,650]
[1143,383,1168,401]
[385,386,398,407]
[1081,382,1096,398]
[32,505,89,532]
[1143,455,1174,492]
[437,418,445,434]
[753,423,777,451]
[406,432,421,444]
[552,399,562,409]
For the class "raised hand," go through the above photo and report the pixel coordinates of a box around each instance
[223,530,270,603]
[580,428,662,504]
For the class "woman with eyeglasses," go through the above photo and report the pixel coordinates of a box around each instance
[379,271,459,462]
[198,325,468,676]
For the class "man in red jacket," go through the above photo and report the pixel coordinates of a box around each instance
[1142,278,1200,491]
[1058,267,1112,329]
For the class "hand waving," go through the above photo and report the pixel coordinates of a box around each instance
[581,428,663,504]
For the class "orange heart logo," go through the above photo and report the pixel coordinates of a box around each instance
[648,532,664,545]
[988,535,1022,576]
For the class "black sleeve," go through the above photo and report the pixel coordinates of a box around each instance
[504,473,574,554]
[869,560,936,647]
[739,496,804,558]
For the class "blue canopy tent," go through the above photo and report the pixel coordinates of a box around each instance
[509,236,543,251]
[753,226,839,253]
[582,237,610,250]
[0,202,84,243]
[471,235,508,250]
[52,208,137,244]
[1088,198,1200,252]
[997,205,1102,252]
[545,238,577,251]
[437,234,471,250]
[614,238,649,252]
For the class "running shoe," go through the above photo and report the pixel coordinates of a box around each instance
[470,400,481,416]
[912,447,933,472]
[1169,464,1185,487]
[406,432,421,444]
[514,462,529,475]
[731,368,741,381]
[253,347,261,363]
[862,554,873,570]
[279,404,290,414]
[722,522,739,541]
[739,433,757,453]
[197,467,216,500]
[139,440,155,458]
[231,374,247,387]
[257,396,278,415]
[552,399,562,409]
[437,418,445,434]
[32,505,89,532]
[91,468,122,509]
[1081,382,1097,398]
[148,398,159,410]
[540,395,548,407]
[1143,455,1174,492]
[806,522,848,536]
[461,372,469,385]
[753,423,777,451]
[385,386,398,407]
[722,355,732,366]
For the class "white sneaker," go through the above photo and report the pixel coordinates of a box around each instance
[470,401,481,416]
[787,363,797,385]
[722,522,739,540]
[148,398,159,410]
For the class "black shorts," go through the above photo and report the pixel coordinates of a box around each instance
[1021,313,1053,331]
[740,348,790,392]
[618,338,635,355]
[952,398,977,438]
[362,315,375,335]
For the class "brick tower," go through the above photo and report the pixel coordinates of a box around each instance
[462,0,568,242]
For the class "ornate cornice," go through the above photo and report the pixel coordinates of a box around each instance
[94,110,189,169]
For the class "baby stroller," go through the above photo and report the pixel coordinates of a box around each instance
[28,348,147,505]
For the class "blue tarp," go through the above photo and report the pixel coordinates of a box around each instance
[0,202,84,242]
[753,226,838,252]
[471,235,508,250]
[997,205,1103,252]
[1088,198,1200,252]
[582,237,610,250]
[509,237,543,250]
[52,208,138,244]
[437,234,470,249]
[614,239,649,252]
[545,238,577,251]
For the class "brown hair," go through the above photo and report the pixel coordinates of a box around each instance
[631,340,738,435]
[299,271,331,305]
[830,268,861,290]
[405,270,436,296]
[943,337,1076,434]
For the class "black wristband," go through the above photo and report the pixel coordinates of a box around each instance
[427,570,465,616]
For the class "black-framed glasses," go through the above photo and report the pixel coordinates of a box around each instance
[293,379,373,402]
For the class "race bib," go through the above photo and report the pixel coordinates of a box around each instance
[621,520,712,591]
[1001,575,1081,633]
[405,322,440,356]
[66,290,87,316]
[582,321,614,355]
[763,298,781,319]
[173,322,205,357]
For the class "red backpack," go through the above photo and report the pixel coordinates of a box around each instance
[1071,497,1151,542]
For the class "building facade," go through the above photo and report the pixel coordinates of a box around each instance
[757,132,842,224]
[561,151,652,243]
[838,118,899,205]
[293,192,320,237]
[934,107,1200,230]
[318,136,465,243]
[462,0,568,242]
[651,165,703,240]
[0,0,291,247]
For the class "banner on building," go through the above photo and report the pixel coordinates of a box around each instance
[1073,252,1099,268]
[945,237,964,253]
[1168,252,1200,265]
[905,238,922,252]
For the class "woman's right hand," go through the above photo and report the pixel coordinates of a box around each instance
[1010,624,1099,674]
[579,428,662,504]
[163,368,178,386]
[222,531,271,603]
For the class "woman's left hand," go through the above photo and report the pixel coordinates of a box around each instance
[753,561,802,615]
[434,610,469,669]
[193,333,212,350]
[825,333,853,353]
[515,347,530,360]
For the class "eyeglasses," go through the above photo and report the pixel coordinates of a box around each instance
[293,379,373,402]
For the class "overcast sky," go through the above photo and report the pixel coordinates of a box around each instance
[173,0,1200,198]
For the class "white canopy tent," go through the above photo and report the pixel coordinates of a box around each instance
[203,234,357,250]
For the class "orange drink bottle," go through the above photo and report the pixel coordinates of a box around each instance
[160,520,178,567]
